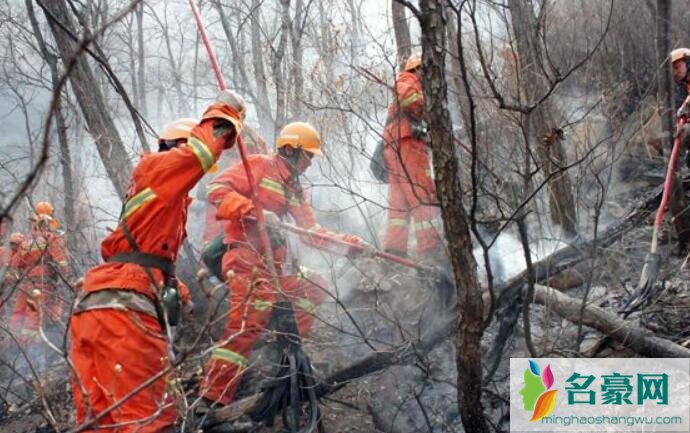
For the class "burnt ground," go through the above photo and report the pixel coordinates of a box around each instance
[1,173,690,432]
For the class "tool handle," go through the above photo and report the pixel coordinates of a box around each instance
[257,217,437,274]
[654,116,688,230]
[188,0,279,280]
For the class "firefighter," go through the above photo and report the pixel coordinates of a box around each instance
[381,53,442,259]
[199,121,364,406]
[670,48,690,166]
[69,90,245,433]
[9,206,69,348]
[672,48,690,111]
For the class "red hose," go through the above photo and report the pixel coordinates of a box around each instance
[187,0,226,91]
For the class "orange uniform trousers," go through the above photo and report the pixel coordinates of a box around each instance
[382,137,441,256]
[201,245,327,405]
[70,309,176,433]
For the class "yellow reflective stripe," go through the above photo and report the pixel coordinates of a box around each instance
[259,178,301,206]
[57,260,68,267]
[414,220,436,231]
[122,187,156,220]
[254,299,273,311]
[389,218,408,227]
[188,137,214,172]
[259,177,284,195]
[295,298,317,314]
[206,183,223,196]
[399,92,420,108]
[211,348,248,367]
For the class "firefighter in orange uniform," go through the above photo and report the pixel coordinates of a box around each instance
[199,122,364,406]
[381,53,442,259]
[69,90,245,433]
[9,204,69,346]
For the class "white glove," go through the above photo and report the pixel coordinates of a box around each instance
[216,90,247,119]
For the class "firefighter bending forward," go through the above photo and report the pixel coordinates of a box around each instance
[200,122,364,406]
[70,90,245,433]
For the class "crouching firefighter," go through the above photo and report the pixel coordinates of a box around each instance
[69,90,246,433]
[199,122,366,412]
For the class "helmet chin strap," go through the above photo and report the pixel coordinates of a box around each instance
[278,146,304,178]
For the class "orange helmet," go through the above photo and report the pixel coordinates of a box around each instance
[276,122,322,156]
[671,48,690,64]
[159,118,197,142]
[404,53,422,72]
[35,201,53,216]
[10,232,23,245]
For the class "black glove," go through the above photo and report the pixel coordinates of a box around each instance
[411,121,428,140]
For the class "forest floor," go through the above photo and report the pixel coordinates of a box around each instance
[1,165,689,433]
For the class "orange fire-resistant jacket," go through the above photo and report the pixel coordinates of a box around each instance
[82,104,241,300]
[206,154,358,258]
[384,71,426,143]
[13,231,68,281]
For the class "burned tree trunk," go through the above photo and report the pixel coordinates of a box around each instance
[533,285,690,358]
[656,0,673,155]
[272,0,290,131]
[508,0,578,237]
[289,0,306,117]
[250,0,276,142]
[135,1,147,117]
[392,0,412,69]
[41,0,132,198]
[446,9,473,140]
[26,0,76,247]
[417,1,489,432]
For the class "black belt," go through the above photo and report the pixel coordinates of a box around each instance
[106,252,175,275]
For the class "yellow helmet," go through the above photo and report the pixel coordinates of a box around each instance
[35,201,54,216]
[671,48,690,63]
[276,122,322,156]
[159,118,197,142]
[404,53,422,72]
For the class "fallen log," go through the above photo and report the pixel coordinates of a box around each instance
[486,181,667,378]
[533,284,690,358]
